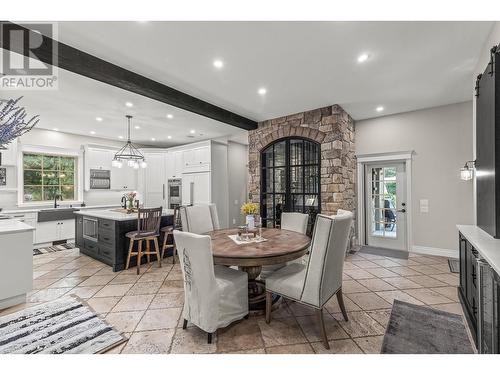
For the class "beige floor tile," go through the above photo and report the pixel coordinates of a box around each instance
[158,280,184,293]
[32,278,59,290]
[343,268,375,280]
[257,317,308,347]
[431,303,464,315]
[342,280,370,294]
[0,302,40,317]
[68,286,103,299]
[296,313,348,342]
[135,307,181,331]
[311,338,363,354]
[36,269,74,279]
[266,343,314,354]
[86,296,121,314]
[382,276,422,289]
[105,311,145,333]
[366,309,392,329]
[343,262,361,270]
[217,319,264,352]
[347,292,392,310]
[357,278,396,292]
[165,269,183,281]
[371,259,402,268]
[103,341,127,354]
[28,288,72,303]
[403,288,454,305]
[332,311,386,338]
[226,348,266,354]
[149,292,184,309]
[49,277,88,288]
[138,270,171,283]
[387,258,420,266]
[412,256,445,265]
[324,294,362,314]
[92,267,117,276]
[286,301,316,316]
[33,271,51,279]
[112,295,155,312]
[35,262,65,271]
[431,286,459,302]
[409,265,446,275]
[122,329,175,354]
[108,274,142,285]
[366,267,400,278]
[350,260,379,269]
[387,266,423,277]
[406,275,447,288]
[171,327,218,354]
[356,253,386,260]
[375,290,425,305]
[94,283,134,298]
[79,274,116,287]
[354,336,384,354]
[126,281,162,295]
[342,273,352,281]
[429,273,459,286]
[67,267,102,278]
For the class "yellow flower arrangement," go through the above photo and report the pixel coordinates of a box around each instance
[240,202,258,215]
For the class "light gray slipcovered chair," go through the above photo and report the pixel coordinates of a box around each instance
[179,204,220,234]
[260,212,309,280]
[173,230,249,343]
[336,209,354,256]
[265,212,353,349]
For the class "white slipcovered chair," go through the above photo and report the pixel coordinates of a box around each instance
[260,212,309,280]
[173,230,249,343]
[265,212,353,349]
[336,209,355,256]
[179,204,220,234]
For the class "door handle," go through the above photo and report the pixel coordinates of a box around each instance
[397,209,406,213]
[162,184,165,200]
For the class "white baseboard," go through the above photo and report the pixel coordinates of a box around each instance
[411,245,458,259]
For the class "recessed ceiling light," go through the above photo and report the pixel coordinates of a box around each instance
[190,129,196,134]
[213,59,224,69]
[166,114,173,119]
[258,87,267,95]
[167,135,172,139]
[52,128,59,132]
[357,53,369,63]
[125,102,133,107]
[95,117,103,122]
[376,106,384,112]
[134,125,141,130]
[151,138,156,141]
[118,135,124,139]
[90,131,96,135]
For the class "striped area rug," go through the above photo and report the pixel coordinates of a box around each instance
[33,242,77,256]
[0,296,127,354]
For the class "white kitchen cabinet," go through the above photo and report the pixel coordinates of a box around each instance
[165,150,183,179]
[111,167,137,190]
[86,148,112,170]
[0,141,18,166]
[143,152,166,207]
[35,219,75,244]
[183,146,210,173]
[9,212,36,244]
[182,172,211,206]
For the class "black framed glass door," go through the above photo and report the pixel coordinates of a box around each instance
[260,137,321,233]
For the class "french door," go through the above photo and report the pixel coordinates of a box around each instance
[260,138,321,233]
[365,162,407,250]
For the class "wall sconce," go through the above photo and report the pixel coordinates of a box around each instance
[460,160,476,181]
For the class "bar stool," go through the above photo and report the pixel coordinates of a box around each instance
[161,206,181,264]
[125,207,163,275]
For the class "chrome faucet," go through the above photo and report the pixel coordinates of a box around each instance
[54,194,62,208]
[121,195,127,209]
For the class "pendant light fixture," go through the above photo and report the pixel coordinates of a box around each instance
[112,115,147,169]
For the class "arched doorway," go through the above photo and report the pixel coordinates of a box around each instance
[260,137,321,233]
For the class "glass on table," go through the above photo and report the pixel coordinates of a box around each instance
[254,215,262,239]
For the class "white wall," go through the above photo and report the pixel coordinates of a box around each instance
[227,141,249,226]
[355,101,474,252]
[0,128,131,210]
[472,22,500,223]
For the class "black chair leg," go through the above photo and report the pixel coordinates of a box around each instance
[207,332,213,344]
[244,314,249,320]
[182,319,188,329]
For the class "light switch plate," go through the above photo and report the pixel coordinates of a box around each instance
[420,199,429,213]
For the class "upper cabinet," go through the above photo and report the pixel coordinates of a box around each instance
[166,150,183,179]
[182,145,210,173]
[0,141,18,166]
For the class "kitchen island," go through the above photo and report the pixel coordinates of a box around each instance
[75,208,175,271]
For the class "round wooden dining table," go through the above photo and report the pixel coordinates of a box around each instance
[206,227,311,311]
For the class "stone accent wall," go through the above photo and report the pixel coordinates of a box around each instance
[248,104,356,218]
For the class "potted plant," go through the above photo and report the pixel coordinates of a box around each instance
[240,202,258,229]
[124,191,137,213]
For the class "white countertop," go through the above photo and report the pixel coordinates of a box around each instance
[2,205,120,215]
[75,208,175,221]
[0,219,35,235]
[457,225,500,275]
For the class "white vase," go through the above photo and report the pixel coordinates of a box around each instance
[246,215,255,230]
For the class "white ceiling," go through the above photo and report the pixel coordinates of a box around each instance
[54,21,493,121]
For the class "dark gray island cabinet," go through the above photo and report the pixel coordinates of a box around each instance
[457,225,500,353]
[75,209,174,272]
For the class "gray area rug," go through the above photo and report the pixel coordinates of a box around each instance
[448,259,460,273]
[359,245,408,259]
[33,242,76,256]
[381,300,473,354]
[0,296,126,354]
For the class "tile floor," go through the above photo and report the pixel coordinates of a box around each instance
[0,249,463,354]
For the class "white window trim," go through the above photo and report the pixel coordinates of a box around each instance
[356,151,413,252]
[17,144,84,207]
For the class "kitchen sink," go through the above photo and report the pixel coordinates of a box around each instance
[37,208,80,222]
